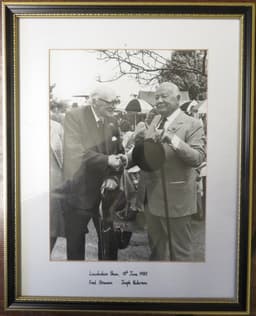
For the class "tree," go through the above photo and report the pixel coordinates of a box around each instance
[160,50,207,99]
[95,49,170,84]
[95,49,207,98]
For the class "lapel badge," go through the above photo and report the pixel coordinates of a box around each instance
[168,126,177,133]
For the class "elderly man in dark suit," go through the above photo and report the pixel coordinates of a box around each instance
[133,82,206,261]
[62,86,125,260]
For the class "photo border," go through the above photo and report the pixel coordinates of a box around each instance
[2,1,255,314]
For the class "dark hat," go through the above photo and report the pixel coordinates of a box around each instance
[132,139,166,172]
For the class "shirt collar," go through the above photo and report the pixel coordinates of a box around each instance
[90,105,105,128]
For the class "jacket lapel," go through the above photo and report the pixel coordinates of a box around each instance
[166,111,186,133]
[104,120,120,155]
[83,106,105,152]
[83,106,121,155]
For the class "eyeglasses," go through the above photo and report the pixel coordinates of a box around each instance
[98,98,116,106]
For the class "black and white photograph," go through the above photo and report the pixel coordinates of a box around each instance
[4,2,254,313]
[49,49,208,262]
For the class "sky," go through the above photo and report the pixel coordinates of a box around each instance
[50,50,172,108]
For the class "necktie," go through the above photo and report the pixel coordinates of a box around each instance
[96,118,108,153]
[158,117,167,129]
[103,122,111,155]
[97,118,104,129]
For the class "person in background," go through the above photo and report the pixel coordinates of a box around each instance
[117,119,148,221]
[50,100,66,125]
[180,83,206,221]
[50,119,65,253]
[180,83,200,117]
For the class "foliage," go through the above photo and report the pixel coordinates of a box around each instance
[160,50,207,99]
[95,49,207,99]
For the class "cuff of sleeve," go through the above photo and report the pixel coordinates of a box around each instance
[123,156,129,168]
[171,135,181,150]
[125,149,133,169]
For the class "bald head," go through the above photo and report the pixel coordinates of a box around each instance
[157,82,180,97]
[155,81,181,117]
[90,85,117,119]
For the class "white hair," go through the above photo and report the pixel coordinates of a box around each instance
[90,85,116,102]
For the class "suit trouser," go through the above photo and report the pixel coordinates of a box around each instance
[64,206,101,260]
[145,209,193,261]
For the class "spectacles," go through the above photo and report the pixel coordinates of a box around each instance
[98,98,116,106]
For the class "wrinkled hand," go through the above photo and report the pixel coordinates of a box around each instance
[160,130,175,144]
[151,128,163,142]
[134,122,147,141]
[102,178,118,191]
[135,121,147,134]
[117,154,128,168]
[108,154,122,171]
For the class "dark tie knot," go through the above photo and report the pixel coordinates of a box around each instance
[97,118,104,129]
[158,117,167,129]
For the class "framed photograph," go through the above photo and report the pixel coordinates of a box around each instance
[2,1,255,314]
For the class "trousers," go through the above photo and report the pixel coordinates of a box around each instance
[63,205,102,260]
[145,208,193,261]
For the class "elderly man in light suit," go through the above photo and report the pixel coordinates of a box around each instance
[134,82,206,261]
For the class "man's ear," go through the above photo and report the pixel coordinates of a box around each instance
[177,94,181,102]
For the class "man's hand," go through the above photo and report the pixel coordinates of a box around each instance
[108,155,122,171]
[161,131,180,149]
[134,122,147,142]
[117,154,128,168]
[102,178,119,191]
[161,130,174,144]
[150,128,163,142]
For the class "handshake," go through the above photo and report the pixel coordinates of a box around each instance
[108,154,128,171]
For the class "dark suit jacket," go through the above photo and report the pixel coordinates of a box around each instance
[142,110,206,218]
[63,106,123,210]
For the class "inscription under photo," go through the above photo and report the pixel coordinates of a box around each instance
[49,49,207,262]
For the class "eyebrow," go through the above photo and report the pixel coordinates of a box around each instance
[98,98,115,104]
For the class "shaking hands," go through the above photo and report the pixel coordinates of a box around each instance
[108,154,128,171]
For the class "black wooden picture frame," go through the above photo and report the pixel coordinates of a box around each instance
[2,2,255,314]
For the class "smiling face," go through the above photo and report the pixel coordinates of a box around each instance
[155,82,180,118]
